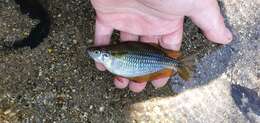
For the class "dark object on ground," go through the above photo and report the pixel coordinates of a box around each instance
[231,84,260,117]
[2,0,50,49]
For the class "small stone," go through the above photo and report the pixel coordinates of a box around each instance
[153,106,160,113]
[47,48,53,53]
[73,39,77,44]
[4,109,12,115]
[86,39,93,43]
[23,32,29,36]
[99,106,105,112]
[82,112,88,119]
[89,105,93,110]
[38,70,43,77]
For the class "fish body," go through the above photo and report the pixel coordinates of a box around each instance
[86,42,193,82]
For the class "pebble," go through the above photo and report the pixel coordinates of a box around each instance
[72,39,77,44]
[99,106,105,112]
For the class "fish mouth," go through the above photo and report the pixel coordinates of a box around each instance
[85,51,93,59]
[85,46,100,60]
[85,47,94,58]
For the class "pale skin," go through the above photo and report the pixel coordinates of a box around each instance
[90,0,233,92]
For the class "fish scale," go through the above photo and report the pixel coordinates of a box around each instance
[110,52,177,77]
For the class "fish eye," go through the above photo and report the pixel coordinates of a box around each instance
[94,50,100,54]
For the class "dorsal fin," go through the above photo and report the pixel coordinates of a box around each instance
[148,43,182,59]
[164,50,182,59]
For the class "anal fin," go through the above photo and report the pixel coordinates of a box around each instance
[129,69,175,83]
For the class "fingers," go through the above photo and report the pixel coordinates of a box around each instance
[160,25,183,51]
[94,17,114,71]
[113,76,148,92]
[114,77,129,89]
[129,81,147,93]
[114,77,168,92]
[188,0,232,44]
[94,17,113,46]
[151,77,169,88]
[120,32,139,41]
[140,35,161,43]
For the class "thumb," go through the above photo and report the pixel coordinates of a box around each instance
[188,0,232,44]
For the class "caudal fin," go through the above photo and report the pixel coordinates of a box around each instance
[177,55,196,81]
[177,65,191,81]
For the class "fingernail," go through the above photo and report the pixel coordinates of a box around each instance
[224,28,233,43]
[129,82,146,93]
[114,77,128,89]
[151,78,169,89]
[115,77,124,83]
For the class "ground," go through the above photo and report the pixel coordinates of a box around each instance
[0,0,259,122]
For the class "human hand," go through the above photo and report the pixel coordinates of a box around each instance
[90,0,233,92]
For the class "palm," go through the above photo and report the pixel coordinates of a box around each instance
[95,11,184,36]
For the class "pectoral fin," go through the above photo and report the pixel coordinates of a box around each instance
[177,66,191,81]
[129,69,175,83]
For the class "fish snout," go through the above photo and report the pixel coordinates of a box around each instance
[85,48,94,58]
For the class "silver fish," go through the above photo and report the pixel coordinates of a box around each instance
[86,42,194,82]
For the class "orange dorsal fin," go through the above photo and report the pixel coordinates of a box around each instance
[149,43,181,59]
[163,50,182,59]
[128,69,175,83]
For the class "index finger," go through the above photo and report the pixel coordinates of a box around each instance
[94,16,114,71]
[94,16,113,46]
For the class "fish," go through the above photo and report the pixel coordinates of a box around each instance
[86,41,195,83]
